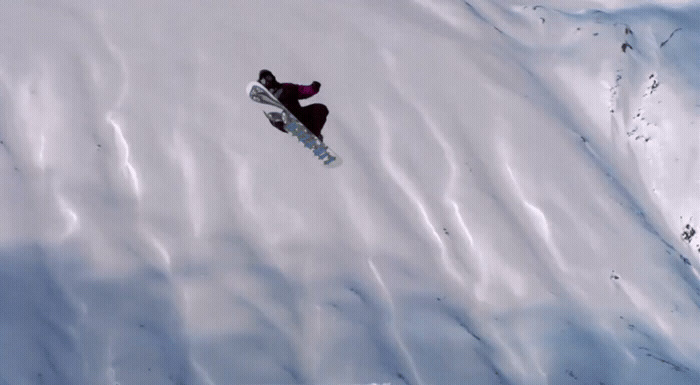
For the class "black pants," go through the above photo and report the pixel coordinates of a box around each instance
[296,104,328,138]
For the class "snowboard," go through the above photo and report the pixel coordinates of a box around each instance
[246,81,342,168]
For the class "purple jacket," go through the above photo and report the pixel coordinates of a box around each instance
[274,82,320,116]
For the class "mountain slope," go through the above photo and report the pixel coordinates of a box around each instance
[0,1,698,384]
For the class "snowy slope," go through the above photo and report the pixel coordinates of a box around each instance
[0,0,699,384]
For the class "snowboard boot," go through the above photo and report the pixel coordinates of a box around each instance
[264,111,286,131]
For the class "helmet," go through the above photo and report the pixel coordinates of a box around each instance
[258,69,276,87]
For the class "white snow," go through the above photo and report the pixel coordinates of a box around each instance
[1,0,699,384]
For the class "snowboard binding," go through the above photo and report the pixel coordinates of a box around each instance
[264,111,288,131]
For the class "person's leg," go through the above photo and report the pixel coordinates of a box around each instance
[301,104,329,140]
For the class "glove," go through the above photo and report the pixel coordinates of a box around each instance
[312,81,321,92]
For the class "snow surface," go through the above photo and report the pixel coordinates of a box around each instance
[1,0,699,384]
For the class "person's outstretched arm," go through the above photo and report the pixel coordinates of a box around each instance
[297,81,321,99]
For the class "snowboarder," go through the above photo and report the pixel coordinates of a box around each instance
[258,69,329,141]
